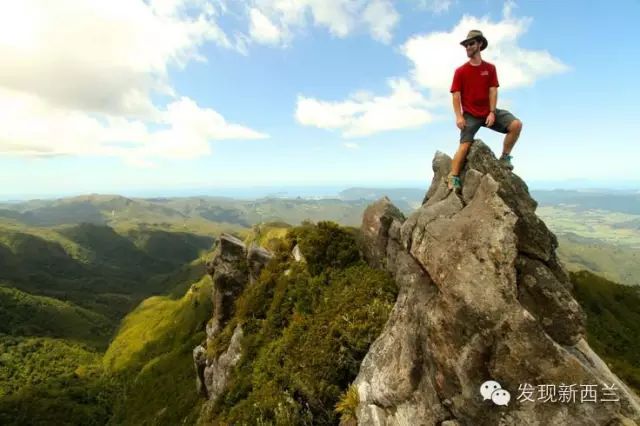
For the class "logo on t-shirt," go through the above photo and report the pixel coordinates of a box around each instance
[481,70,489,76]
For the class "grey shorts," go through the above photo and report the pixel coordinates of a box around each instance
[460,108,518,143]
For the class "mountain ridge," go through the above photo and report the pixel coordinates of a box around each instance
[194,140,640,425]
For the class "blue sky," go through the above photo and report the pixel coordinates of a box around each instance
[1,0,639,199]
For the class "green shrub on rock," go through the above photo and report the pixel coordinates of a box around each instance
[203,221,397,425]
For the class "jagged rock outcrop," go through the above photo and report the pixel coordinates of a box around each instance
[205,234,249,338]
[355,140,640,425]
[203,324,244,401]
[247,244,273,283]
[194,233,272,401]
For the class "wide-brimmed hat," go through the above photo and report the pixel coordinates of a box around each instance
[460,30,488,51]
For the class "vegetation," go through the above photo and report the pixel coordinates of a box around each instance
[0,286,112,349]
[557,234,640,286]
[334,384,359,426]
[104,276,212,373]
[244,222,292,252]
[0,194,372,229]
[0,335,120,425]
[0,223,214,319]
[0,217,224,425]
[3,191,640,424]
[204,221,398,425]
[104,277,213,425]
[286,221,361,276]
[6,191,640,286]
[571,270,640,392]
[535,203,640,286]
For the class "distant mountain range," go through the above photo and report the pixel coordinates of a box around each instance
[2,188,640,285]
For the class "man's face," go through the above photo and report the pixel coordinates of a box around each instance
[464,39,481,57]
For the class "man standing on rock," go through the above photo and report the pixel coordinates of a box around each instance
[448,30,523,192]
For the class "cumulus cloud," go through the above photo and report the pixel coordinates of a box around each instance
[296,78,433,138]
[363,0,400,43]
[0,0,267,163]
[244,0,400,46]
[417,0,454,14]
[249,7,282,45]
[402,4,569,96]
[296,2,568,138]
[0,88,267,165]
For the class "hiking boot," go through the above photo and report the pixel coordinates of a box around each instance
[447,173,462,193]
[499,153,514,170]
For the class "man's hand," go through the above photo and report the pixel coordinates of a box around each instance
[485,111,495,127]
[456,115,466,130]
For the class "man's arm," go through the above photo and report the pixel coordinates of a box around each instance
[489,87,497,113]
[452,91,465,130]
[485,86,498,126]
[452,91,462,117]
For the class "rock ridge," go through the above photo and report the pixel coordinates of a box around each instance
[355,140,640,425]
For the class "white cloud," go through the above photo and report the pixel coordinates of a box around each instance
[296,78,433,138]
[0,88,267,163]
[249,8,282,45]
[0,0,238,118]
[295,3,568,138]
[0,0,267,163]
[417,0,453,14]
[363,0,400,44]
[402,8,569,96]
[245,0,400,46]
[344,142,360,149]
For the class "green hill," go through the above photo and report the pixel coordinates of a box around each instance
[0,223,215,319]
[557,234,640,286]
[0,287,112,348]
[104,276,213,425]
[0,194,373,229]
[0,335,117,425]
[0,220,220,426]
[572,270,640,391]
[0,194,186,227]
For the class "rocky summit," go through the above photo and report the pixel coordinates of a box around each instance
[194,140,640,425]
[355,140,640,425]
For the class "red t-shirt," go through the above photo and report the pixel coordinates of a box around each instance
[450,61,499,118]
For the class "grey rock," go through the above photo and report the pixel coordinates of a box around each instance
[360,197,405,270]
[203,325,244,401]
[197,236,274,405]
[193,345,208,398]
[206,236,250,336]
[464,141,556,262]
[516,255,585,345]
[461,168,483,204]
[422,151,453,206]
[355,141,640,425]
[217,233,246,261]
[292,244,306,263]
[400,191,464,252]
[247,245,273,283]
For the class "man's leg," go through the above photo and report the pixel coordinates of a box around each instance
[451,141,472,176]
[448,141,472,191]
[449,113,481,191]
[501,119,523,156]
